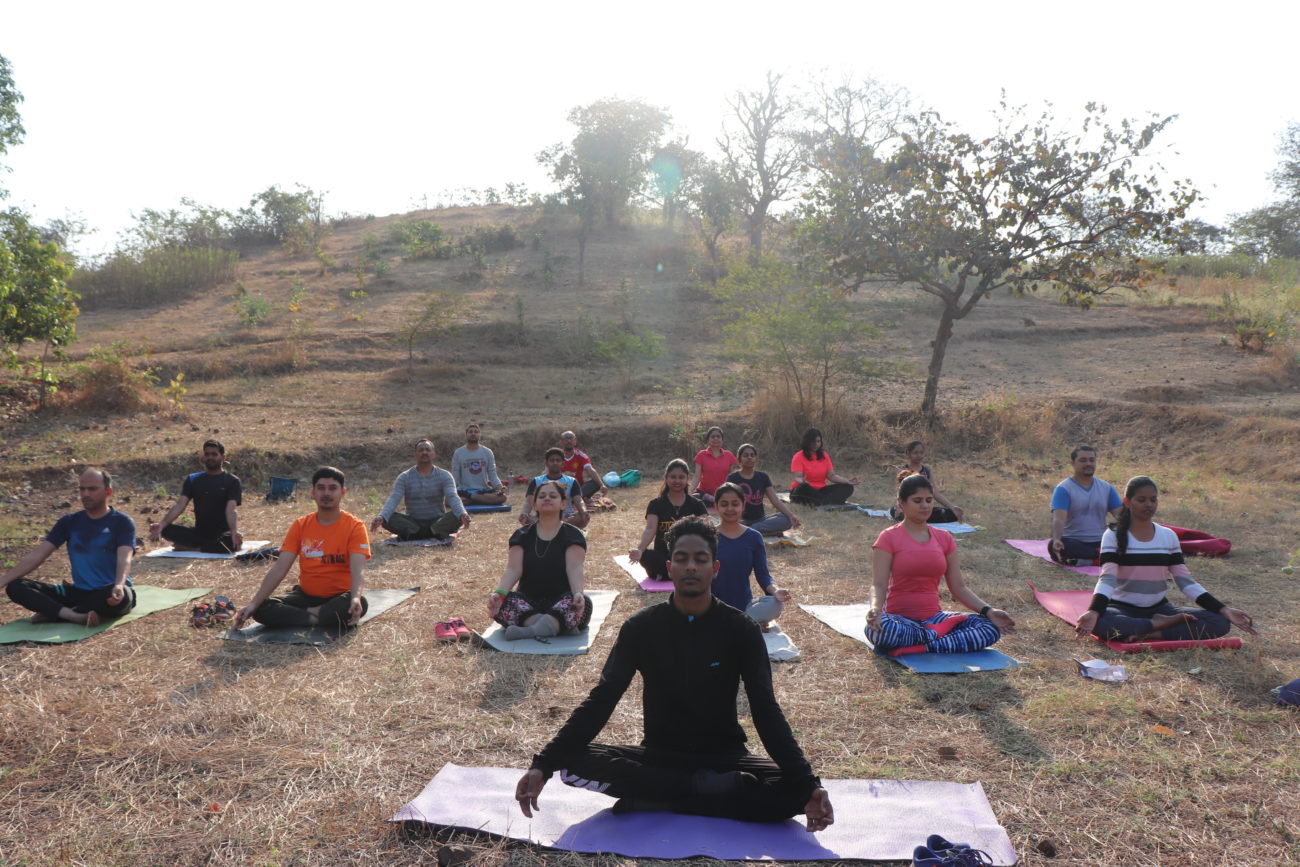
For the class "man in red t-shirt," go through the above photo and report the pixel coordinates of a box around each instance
[233,466,371,631]
[560,430,607,502]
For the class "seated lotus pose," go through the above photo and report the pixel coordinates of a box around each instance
[149,439,243,553]
[560,430,607,502]
[727,443,801,536]
[1,469,136,627]
[691,426,738,505]
[372,440,470,541]
[713,483,791,629]
[515,516,834,829]
[521,448,590,530]
[234,467,370,631]
[1073,476,1256,643]
[789,427,858,507]
[889,440,963,524]
[488,479,591,640]
[1050,445,1122,565]
[451,423,508,506]
[629,459,708,580]
[866,475,1014,654]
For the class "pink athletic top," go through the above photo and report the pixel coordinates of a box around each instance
[693,448,737,498]
[790,451,834,489]
[872,523,956,620]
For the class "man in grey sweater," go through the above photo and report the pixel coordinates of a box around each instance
[370,440,470,541]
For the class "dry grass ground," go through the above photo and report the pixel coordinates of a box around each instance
[0,207,1297,866]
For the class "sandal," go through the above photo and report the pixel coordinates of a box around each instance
[211,596,236,622]
[190,602,214,627]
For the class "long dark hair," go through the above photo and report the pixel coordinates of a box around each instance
[897,473,933,503]
[800,427,825,461]
[1114,475,1157,556]
[659,458,693,498]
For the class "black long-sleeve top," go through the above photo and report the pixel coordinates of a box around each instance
[531,596,821,801]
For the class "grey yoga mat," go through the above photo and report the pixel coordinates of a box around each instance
[391,763,1017,864]
[220,587,420,645]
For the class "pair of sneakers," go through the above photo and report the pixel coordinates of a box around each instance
[191,596,236,627]
[435,617,471,642]
[913,834,994,866]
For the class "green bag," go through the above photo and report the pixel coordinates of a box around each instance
[618,469,643,487]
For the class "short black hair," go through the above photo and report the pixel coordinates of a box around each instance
[665,515,718,558]
[533,478,569,501]
[312,466,345,487]
[544,447,565,461]
[1071,445,1097,461]
[203,439,225,455]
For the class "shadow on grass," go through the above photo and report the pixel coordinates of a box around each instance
[474,650,578,713]
[878,661,1051,763]
[175,640,340,702]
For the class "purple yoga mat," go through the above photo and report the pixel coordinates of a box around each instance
[1004,539,1101,577]
[612,554,673,592]
[391,764,1017,864]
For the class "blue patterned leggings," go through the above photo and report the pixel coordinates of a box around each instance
[866,611,1001,653]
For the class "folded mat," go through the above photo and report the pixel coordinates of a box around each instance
[763,535,815,548]
[1168,526,1232,557]
[0,586,211,644]
[477,590,617,655]
[1027,580,1242,653]
[763,626,800,661]
[219,587,420,645]
[144,541,270,559]
[465,504,512,514]
[1004,539,1101,576]
[392,763,1016,864]
[379,536,454,548]
[800,603,1021,673]
[611,555,672,592]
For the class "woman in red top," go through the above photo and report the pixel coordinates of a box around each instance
[865,474,1014,655]
[789,428,858,506]
[691,426,737,505]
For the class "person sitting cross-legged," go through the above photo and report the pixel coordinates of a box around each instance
[560,429,607,503]
[487,479,591,640]
[514,515,834,829]
[628,459,709,581]
[371,439,470,541]
[1,469,137,627]
[1073,475,1256,643]
[149,439,244,554]
[233,467,370,631]
[521,448,589,530]
[1049,444,1122,565]
[727,443,801,536]
[451,423,508,506]
[789,427,858,507]
[713,483,791,631]
[865,474,1014,655]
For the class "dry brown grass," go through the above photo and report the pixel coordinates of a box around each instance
[1,206,1298,866]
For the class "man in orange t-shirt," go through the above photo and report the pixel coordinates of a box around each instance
[233,467,371,631]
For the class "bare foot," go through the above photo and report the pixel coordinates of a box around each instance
[85,611,101,628]
[1150,612,1196,632]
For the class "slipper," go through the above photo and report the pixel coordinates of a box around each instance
[190,603,214,627]
[211,596,236,622]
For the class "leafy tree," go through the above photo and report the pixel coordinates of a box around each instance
[1229,122,1300,259]
[0,54,24,196]
[711,254,881,420]
[647,138,701,227]
[682,157,740,284]
[719,72,804,258]
[1271,122,1300,201]
[802,100,1197,417]
[1,209,78,404]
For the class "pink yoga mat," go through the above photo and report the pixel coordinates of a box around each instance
[1168,526,1232,558]
[612,554,673,592]
[392,763,1017,864]
[1027,580,1242,654]
[1004,539,1101,576]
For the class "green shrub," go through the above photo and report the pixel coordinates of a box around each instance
[234,292,273,328]
[389,220,456,260]
[461,223,522,254]
[70,246,239,309]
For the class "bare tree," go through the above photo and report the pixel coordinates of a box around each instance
[719,72,804,258]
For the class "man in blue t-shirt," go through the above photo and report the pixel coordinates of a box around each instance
[1,469,137,626]
[149,439,243,553]
[521,448,589,529]
[1050,445,1122,565]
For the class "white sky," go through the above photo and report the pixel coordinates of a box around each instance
[3,0,1296,255]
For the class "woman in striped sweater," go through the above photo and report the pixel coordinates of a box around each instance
[1073,476,1256,642]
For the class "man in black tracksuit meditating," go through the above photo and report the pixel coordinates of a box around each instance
[514,516,834,831]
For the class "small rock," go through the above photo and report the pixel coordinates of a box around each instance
[1035,838,1058,857]
[937,746,958,760]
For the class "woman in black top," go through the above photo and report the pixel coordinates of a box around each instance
[488,479,590,638]
[727,443,802,536]
[629,459,708,580]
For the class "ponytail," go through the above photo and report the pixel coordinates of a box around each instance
[1116,475,1158,557]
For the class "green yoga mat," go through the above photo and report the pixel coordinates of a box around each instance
[219,586,421,645]
[0,585,211,644]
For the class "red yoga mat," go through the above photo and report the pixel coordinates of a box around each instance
[1167,526,1232,558]
[1027,580,1242,654]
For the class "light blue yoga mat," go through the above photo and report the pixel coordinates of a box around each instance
[465,504,512,514]
[800,603,1022,674]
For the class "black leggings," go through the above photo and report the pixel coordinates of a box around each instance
[6,580,137,621]
[252,586,368,629]
[557,744,807,822]
[790,482,854,506]
[162,523,236,554]
[638,549,670,581]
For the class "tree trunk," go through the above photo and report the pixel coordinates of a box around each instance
[920,303,958,419]
[748,211,764,259]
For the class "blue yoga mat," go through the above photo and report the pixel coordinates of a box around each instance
[799,603,1022,674]
[465,504,512,514]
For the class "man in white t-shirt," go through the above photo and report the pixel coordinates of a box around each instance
[451,423,508,506]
